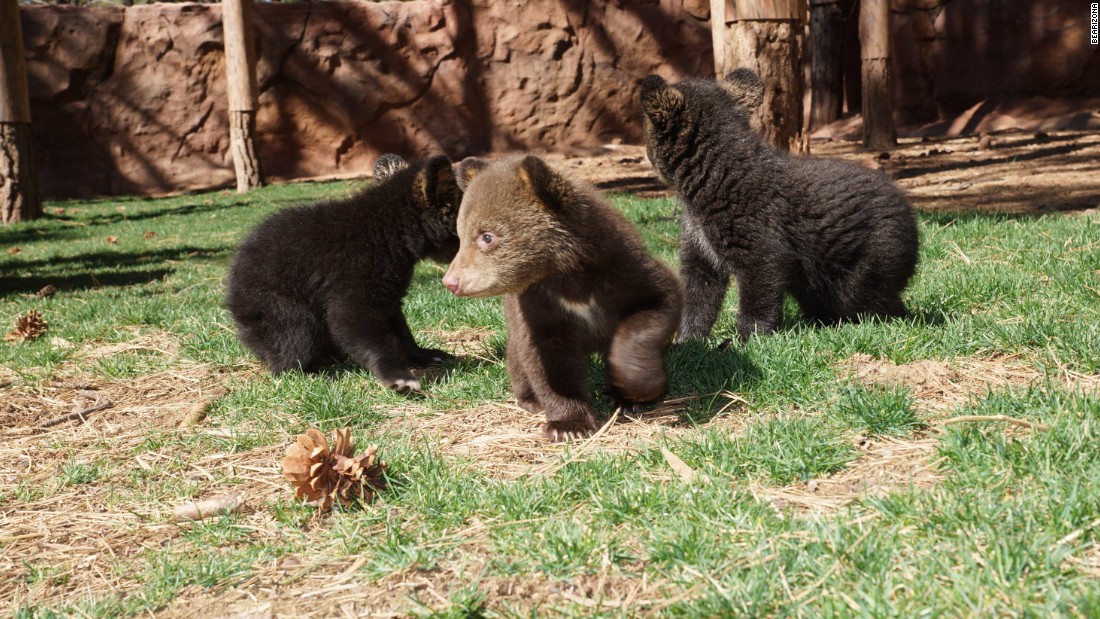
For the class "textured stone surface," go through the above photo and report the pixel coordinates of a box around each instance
[20,0,709,198]
[15,0,1100,199]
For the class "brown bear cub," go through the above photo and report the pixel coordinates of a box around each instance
[226,154,461,391]
[442,155,683,441]
[641,69,919,342]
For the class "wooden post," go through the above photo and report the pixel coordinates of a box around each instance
[713,0,807,153]
[222,0,263,192]
[1,0,40,223]
[859,0,897,149]
[709,0,727,76]
[809,0,843,129]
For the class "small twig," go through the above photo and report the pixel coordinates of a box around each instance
[37,399,113,429]
[172,493,245,522]
[0,532,44,543]
[178,387,226,428]
[940,415,1049,432]
[49,381,96,390]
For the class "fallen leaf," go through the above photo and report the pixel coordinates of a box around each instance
[105,236,118,245]
[661,447,710,484]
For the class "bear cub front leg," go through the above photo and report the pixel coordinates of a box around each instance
[507,328,598,442]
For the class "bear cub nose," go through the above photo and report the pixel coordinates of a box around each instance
[442,274,460,294]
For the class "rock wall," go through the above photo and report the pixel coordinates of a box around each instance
[17,0,1100,199]
[20,0,711,199]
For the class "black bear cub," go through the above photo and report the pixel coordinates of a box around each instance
[442,155,683,441]
[641,69,919,342]
[225,154,461,391]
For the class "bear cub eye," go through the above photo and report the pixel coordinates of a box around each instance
[477,232,498,252]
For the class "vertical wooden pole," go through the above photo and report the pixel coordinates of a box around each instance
[709,0,727,77]
[0,0,40,223]
[809,0,843,129]
[223,0,263,192]
[859,0,896,149]
[719,0,807,153]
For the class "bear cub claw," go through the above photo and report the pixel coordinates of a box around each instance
[543,416,599,442]
[409,347,454,368]
[386,376,422,394]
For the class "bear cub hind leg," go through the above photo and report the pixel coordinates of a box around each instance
[607,305,678,412]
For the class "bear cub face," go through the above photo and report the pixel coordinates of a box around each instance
[443,156,585,298]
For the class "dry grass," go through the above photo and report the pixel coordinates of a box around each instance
[382,392,751,480]
[4,341,1098,614]
[753,435,943,513]
[0,332,265,613]
[837,352,1098,416]
[152,550,693,619]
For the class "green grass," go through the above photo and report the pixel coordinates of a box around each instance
[3,182,1100,616]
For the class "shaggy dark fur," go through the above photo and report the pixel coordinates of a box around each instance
[225,155,462,390]
[442,155,683,442]
[641,69,920,341]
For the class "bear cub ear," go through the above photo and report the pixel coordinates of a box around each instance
[373,153,409,183]
[456,157,490,192]
[720,68,764,111]
[518,155,573,212]
[416,155,457,210]
[640,75,684,125]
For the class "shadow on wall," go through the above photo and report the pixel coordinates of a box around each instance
[252,0,493,182]
[21,0,713,200]
[21,0,1098,199]
[891,0,1100,125]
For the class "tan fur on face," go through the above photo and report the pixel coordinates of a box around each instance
[445,156,587,297]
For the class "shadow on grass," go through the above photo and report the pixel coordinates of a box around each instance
[1,246,230,295]
[662,339,761,424]
[76,199,260,228]
[1,268,176,296]
[7,246,229,272]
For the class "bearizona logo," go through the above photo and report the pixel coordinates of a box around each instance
[1093,3,1099,45]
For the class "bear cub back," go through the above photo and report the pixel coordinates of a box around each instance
[225,154,461,391]
[641,69,919,342]
[442,155,683,441]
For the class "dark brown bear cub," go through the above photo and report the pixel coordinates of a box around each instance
[226,154,461,391]
[641,69,919,342]
[442,155,683,441]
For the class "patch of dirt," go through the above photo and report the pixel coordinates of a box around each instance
[838,352,1046,414]
[549,130,1100,215]
[754,435,943,513]
[839,352,1099,417]
[0,332,251,613]
[154,551,693,618]
[423,325,498,362]
[382,391,753,480]
[1064,537,1100,579]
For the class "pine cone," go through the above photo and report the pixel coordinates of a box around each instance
[5,310,48,343]
[281,428,386,511]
